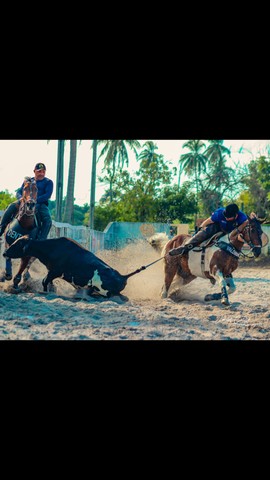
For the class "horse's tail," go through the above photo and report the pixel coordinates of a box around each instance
[148,232,169,253]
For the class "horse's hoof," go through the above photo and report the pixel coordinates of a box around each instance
[5,273,12,281]
[205,293,222,301]
[221,298,230,306]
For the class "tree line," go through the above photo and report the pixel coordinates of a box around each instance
[1,140,270,231]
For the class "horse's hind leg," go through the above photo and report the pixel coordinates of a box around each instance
[161,261,178,298]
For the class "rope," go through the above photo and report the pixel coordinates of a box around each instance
[125,255,166,278]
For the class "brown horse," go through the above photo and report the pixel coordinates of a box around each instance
[149,215,268,306]
[0,177,39,290]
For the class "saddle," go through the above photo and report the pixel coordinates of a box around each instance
[193,231,225,251]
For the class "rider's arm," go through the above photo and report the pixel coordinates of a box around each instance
[37,179,54,204]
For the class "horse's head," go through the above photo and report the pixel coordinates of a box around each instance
[19,178,38,216]
[238,214,268,258]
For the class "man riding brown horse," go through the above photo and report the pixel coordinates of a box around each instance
[0,163,53,240]
[169,203,248,257]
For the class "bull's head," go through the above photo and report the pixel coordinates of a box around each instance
[3,235,30,258]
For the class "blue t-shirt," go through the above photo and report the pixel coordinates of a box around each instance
[16,177,54,205]
[211,207,248,233]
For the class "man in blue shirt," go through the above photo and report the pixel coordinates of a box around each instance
[169,203,248,256]
[0,163,54,240]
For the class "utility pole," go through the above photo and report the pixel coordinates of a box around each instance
[55,140,65,222]
[90,140,97,230]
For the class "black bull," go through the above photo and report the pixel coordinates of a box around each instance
[3,236,138,297]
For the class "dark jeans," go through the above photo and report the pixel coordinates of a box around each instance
[186,223,223,247]
[36,204,52,240]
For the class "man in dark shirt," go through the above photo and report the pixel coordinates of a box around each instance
[0,163,54,240]
[169,203,248,256]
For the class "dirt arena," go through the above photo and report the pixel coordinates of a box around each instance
[0,239,269,340]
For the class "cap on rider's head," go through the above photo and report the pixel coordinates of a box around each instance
[34,163,46,172]
[224,203,239,219]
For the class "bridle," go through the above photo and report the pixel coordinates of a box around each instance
[17,179,38,220]
[230,218,263,256]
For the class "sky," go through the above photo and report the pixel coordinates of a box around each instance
[0,139,269,206]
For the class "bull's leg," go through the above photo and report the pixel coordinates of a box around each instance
[225,274,236,294]
[13,257,31,289]
[214,270,230,306]
[161,260,178,298]
[23,257,36,282]
[42,270,60,292]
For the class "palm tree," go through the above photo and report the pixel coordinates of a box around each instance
[203,140,231,195]
[55,140,65,222]
[204,140,231,166]
[179,140,208,223]
[63,140,78,224]
[89,140,97,230]
[137,141,159,166]
[98,140,141,202]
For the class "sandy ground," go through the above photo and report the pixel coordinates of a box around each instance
[0,239,269,340]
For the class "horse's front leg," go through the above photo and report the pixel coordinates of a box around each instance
[225,274,236,295]
[215,270,230,306]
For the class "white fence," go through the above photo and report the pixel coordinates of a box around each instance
[48,221,105,253]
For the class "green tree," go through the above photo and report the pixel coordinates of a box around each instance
[63,140,78,224]
[179,140,208,222]
[137,141,159,167]
[55,140,65,222]
[98,140,141,202]
[241,156,270,217]
[204,140,231,166]
[156,183,197,223]
[95,150,176,225]
[0,191,16,210]
[203,140,231,195]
